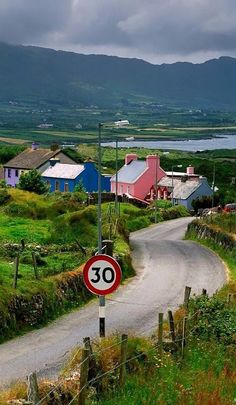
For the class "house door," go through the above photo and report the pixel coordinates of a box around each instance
[55,180,60,191]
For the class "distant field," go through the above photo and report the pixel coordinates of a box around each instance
[0,136,28,144]
[0,105,236,145]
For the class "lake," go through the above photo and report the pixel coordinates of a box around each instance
[102,134,236,152]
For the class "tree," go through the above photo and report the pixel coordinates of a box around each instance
[18,169,49,194]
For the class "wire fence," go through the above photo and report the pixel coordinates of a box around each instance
[67,318,199,405]
[35,300,200,404]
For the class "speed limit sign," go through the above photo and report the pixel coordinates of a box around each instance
[83,254,122,295]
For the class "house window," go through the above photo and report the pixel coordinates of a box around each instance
[120,185,123,195]
[8,169,11,178]
[55,180,60,191]
[64,182,69,192]
[15,169,18,177]
[127,186,130,194]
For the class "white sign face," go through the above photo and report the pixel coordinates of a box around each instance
[83,254,122,295]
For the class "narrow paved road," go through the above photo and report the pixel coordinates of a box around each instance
[0,217,226,386]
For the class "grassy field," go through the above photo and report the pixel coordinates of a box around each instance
[1,105,236,146]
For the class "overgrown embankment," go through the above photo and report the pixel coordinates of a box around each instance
[186,213,236,281]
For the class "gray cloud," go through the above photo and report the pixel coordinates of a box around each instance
[0,0,236,62]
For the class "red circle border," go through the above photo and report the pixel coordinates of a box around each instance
[83,254,122,295]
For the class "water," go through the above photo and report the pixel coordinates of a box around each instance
[102,134,236,152]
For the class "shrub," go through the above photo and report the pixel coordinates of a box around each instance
[155,200,172,209]
[50,206,98,246]
[126,216,151,232]
[162,205,189,220]
[5,202,30,217]
[18,169,49,194]
[0,180,7,188]
[189,295,236,345]
[0,189,11,205]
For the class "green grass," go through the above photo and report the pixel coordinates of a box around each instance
[0,213,51,243]
[94,341,236,405]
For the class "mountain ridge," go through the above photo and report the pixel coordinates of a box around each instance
[0,42,235,109]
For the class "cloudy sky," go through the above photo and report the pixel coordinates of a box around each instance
[0,0,236,64]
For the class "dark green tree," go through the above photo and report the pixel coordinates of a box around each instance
[18,169,49,194]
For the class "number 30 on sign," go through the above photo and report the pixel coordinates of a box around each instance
[83,254,122,295]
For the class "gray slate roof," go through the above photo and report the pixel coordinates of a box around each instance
[4,148,62,169]
[111,160,147,183]
[42,163,84,179]
[173,180,202,199]
[158,176,203,199]
[157,176,179,187]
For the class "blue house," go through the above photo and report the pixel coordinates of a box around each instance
[41,159,111,192]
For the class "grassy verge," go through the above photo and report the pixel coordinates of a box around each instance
[186,215,236,282]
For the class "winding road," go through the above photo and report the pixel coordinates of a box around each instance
[0,217,226,386]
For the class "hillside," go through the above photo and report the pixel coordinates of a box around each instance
[0,42,236,109]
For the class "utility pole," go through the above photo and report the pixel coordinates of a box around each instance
[98,123,104,337]
[155,154,158,223]
[115,138,119,217]
[212,163,216,208]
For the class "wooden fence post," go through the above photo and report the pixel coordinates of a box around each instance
[78,348,90,405]
[32,252,38,280]
[168,310,175,344]
[181,317,187,359]
[227,293,232,304]
[13,253,20,289]
[158,313,163,355]
[27,372,40,405]
[83,336,97,376]
[21,239,25,250]
[183,286,191,309]
[119,334,128,387]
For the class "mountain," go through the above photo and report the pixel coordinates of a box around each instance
[0,42,236,109]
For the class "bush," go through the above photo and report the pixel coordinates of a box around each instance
[18,169,49,194]
[5,202,30,217]
[126,216,151,232]
[0,189,11,205]
[155,200,172,209]
[189,295,236,345]
[50,206,98,245]
[162,205,189,220]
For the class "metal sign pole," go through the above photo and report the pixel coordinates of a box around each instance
[83,254,122,339]
[99,295,105,337]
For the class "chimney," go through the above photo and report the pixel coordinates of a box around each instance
[125,153,137,165]
[146,155,160,169]
[49,158,60,167]
[187,166,194,175]
[199,176,207,184]
[31,142,39,151]
[50,143,59,151]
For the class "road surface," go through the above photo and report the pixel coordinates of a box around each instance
[0,217,226,386]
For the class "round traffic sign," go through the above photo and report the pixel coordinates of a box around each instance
[83,254,122,295]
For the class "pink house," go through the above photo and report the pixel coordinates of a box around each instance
[110,154,166,201]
